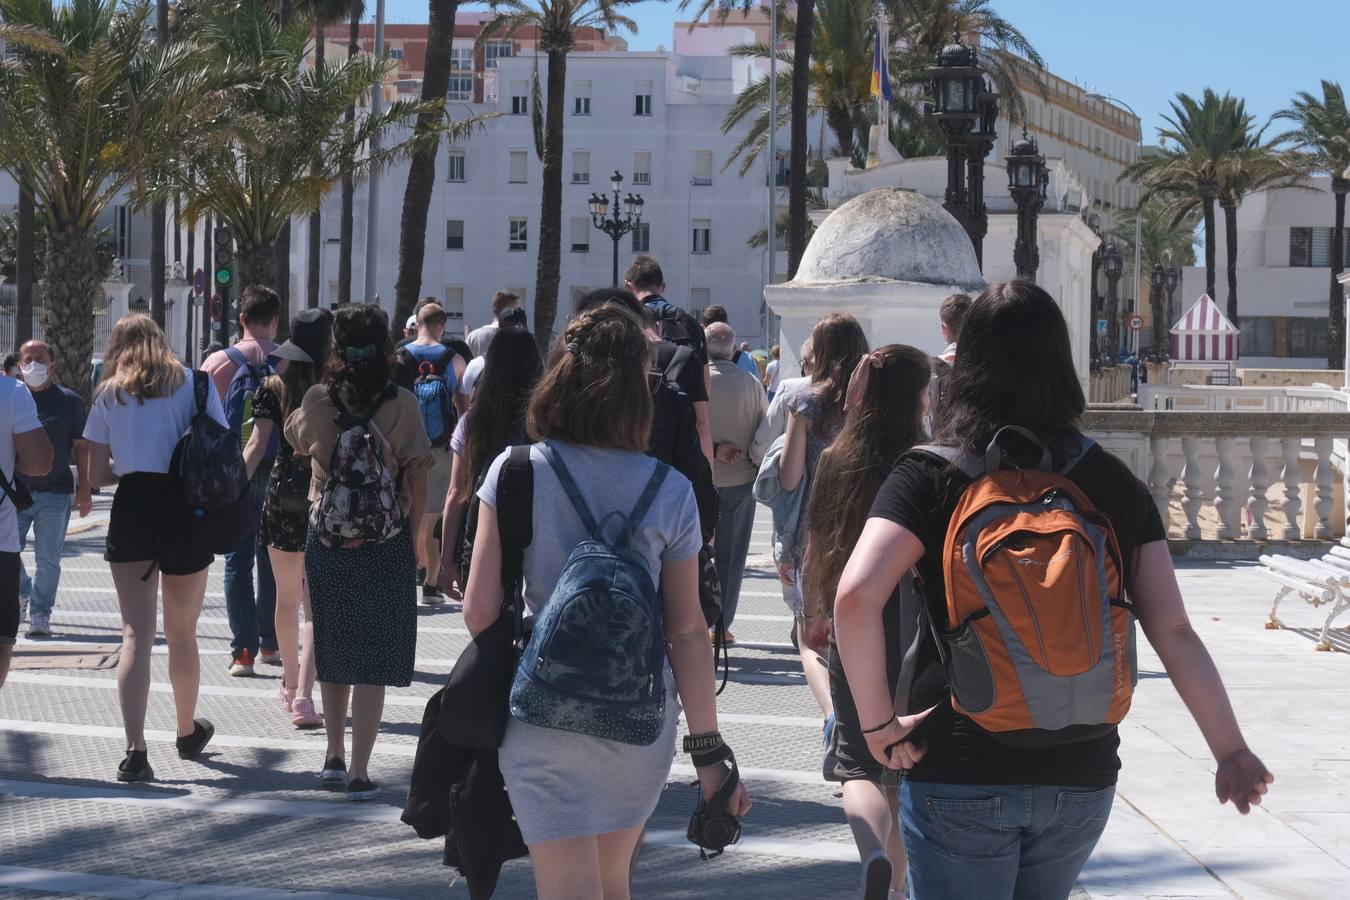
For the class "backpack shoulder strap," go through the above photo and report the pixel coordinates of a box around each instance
[618,461,670,548]
[538,441,599,537]
[496,445,535,589]
[265,353,282,370]
[912,443,982,481]
[435,346,457,371]
[190,369,208,417]
[223,346,246,368]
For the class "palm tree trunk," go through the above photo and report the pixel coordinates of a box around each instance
[786,0,816,279]
[338,1,360,305]
[150,0,169,328]
[1151,284,1167,352]
[15,181,35,350]
[307,27,325,309]
[1202,195,1217,301]
[42,225,99,402]
[1221,198,1239,326]
[1329,185,1347,369]
[532,44,567,354]
[237,241,278,291]
[392,0,459,337]
[825,104,853,166]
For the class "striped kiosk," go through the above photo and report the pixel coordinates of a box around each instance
[1170,293,1240,384]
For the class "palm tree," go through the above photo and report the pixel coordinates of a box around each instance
[0,0,238,397]
[1274,81,1350,367]
[1216,140,1303,327]
[392,0,472,336]
[301,0,354,308]
[171,4,440,294]
[1124,90,1255,322]
[481,0,639,352]
[1108,199,1200,350]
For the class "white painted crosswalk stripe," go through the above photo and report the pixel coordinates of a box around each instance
[0,864,396,900]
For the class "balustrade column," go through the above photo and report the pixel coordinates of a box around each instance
[1213,436,1239,540]
[1246,436,1270,541]
[1313,436,1334,540]
[1148,435,1171,525]
[1180,437,1204,541]
[1280,437,1302,541]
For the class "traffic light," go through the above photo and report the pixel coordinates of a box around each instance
[213,225,233,289]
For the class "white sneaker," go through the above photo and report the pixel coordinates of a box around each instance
[26,612,51,638]
[258,648,282,666]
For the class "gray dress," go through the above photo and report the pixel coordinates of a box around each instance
[477,440,701,845]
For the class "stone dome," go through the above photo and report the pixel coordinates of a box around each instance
[794,188,985,291]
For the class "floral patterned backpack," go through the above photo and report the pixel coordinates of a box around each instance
[312,385,402,548]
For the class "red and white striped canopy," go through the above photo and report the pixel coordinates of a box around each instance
[1170,293,1239,361]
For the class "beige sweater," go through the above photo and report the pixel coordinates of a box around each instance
[708,359,769,488]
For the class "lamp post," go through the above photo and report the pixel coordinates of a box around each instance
[1164,255,1180,329]
[1006,130,1049,280]
[1102,242,1124,361]
[588,171,644,287]
[1149,262,1167,352]
[964,80,1000,268]
[929,37,983,257]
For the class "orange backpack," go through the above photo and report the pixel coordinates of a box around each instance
[917,427,1137,747]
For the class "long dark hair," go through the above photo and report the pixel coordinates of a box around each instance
[324,304,395,409]
[464,327,544,491]
[807,313,868,438]
[935,281,1086,456]
[264,360,323,422]
[802,345,931,616]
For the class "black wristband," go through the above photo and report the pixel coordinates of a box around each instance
[691,742,734,769]
[683,732,724,754]
[861,717,896,735]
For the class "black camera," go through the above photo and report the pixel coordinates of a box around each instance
[687,749,742,859]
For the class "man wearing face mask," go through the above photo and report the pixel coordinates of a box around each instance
[15,341,90,638]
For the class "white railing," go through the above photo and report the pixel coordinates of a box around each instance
[1138,384,1349,412]
[1083,409,1350,543]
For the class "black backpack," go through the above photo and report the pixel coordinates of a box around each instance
[169,371,252,555]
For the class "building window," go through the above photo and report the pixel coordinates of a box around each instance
[689,288,711,321]
[1239,316,1276,357]
[443,287,465,322]
[1288,317,1329,358]
[570,217,589,253]
[447,75,473,101]
[631,221,650,252]
[446,219,464,251]
[573,81,590,116]
[509,149,527,184]
[446,149,465,182]
[389,48,404,61]
[691,219,711,254]
[692,150,713,186]
[633,151,651,185]
[114,205,131,259]
[571,150,590,185]
[634,81,652,116]
[510,81,528,115]
[450,46,473,71]
[508,217,528,252]
[484,40,511,69]
[1290,227,1350,267]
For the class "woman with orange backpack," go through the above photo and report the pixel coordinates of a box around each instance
[834,282,1273,899]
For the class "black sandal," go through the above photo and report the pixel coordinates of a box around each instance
[175,718,215,760]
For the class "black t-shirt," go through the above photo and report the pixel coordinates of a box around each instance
[654,342,708,405]
[644,296,708,365]
[868,440,1166,787]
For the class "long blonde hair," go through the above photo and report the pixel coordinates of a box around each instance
[98,313,185,405]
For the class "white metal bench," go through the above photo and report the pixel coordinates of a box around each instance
[1257,546,1350,651]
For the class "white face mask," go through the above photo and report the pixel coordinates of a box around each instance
[21,362,48,388]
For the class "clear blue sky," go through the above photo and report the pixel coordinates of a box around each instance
[380,0,1343,140]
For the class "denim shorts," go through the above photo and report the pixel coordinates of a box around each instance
[900,780,1115,900]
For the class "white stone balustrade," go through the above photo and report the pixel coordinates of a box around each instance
[1083,409,1350,544]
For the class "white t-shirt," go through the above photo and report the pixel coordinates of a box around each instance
[765,359,781,392]
[0,376,44,552]
[83,366,228,476]
[465,322,499,358]
[459,356,485,400]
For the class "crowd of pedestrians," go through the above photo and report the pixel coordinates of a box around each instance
[0,258,1279,900]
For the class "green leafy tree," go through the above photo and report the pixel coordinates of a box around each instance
[481,0,639,352]
[0,0,241,396]
[1108,199,1199,349]
[1274,81,1350,366]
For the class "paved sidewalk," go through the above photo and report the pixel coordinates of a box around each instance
[1,498,1348,899]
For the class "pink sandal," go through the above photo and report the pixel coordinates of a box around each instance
[291,697,323,728]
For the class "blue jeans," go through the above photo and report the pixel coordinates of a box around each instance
[900,781,1115,900]
[224,466,276,656]
[17,492,73,617]
[713,481,756,628]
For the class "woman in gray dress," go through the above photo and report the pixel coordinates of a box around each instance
[463,302,751,899]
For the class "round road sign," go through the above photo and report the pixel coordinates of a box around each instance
[1126,314,1144,332]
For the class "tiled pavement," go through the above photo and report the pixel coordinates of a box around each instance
[2,494,1349,899]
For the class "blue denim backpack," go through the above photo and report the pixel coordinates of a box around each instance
[509,442,670,746]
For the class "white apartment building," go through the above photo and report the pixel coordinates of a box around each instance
[1179,175,1348,368]
[298,45,796,345]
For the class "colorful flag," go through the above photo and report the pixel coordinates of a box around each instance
[870,25,893,102]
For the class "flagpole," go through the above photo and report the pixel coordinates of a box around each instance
[765,0,778,345]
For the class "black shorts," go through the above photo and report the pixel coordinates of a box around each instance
[105,473,212,577]
[0,551,18,646]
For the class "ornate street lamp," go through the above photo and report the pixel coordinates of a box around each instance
[1163,253,1180,327]
[588,171,644,287]
[1006,130,1049,280]
[929,37,982,249]
[964,79,1000,268]
[1102,242,1124,361]
[1149,263,1168,352]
